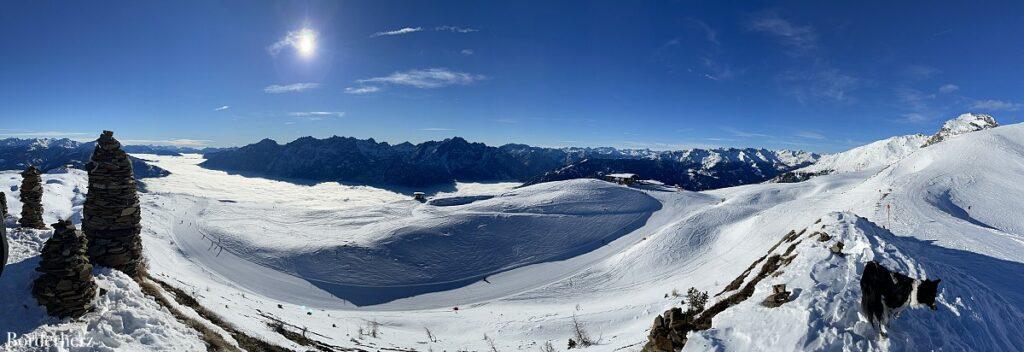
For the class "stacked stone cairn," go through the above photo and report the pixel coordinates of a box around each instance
[32,219,97,318]
[83,131,143,277]
[1,191,8,218]
[19,166,47,229]
[1,192,7,277]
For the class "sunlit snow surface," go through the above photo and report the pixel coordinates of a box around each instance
[2,123,1024,351]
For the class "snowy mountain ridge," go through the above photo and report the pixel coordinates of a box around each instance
[2,118,1023,351]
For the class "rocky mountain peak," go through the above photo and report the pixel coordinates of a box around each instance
[924,113,998,147]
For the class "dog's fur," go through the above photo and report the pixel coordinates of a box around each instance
[860,261,940,335]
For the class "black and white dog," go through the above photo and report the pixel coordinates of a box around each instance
[860,261,941,336]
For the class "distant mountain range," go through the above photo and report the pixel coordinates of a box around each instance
[0,138,169,179]
[200,136,819,190]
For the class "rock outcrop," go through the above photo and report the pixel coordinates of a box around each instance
[32,219,97,318]
[18,166,47,229]
[83,131,144,277]
[923,113,998,147]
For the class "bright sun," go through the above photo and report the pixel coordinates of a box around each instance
[294,28,316,57]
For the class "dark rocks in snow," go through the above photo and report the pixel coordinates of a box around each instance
[32,219,97,318]
[644,307,693,352]
[762,284,791,308]
[830,241,845,255]
[83,131,144,277]
[19,166,47,229]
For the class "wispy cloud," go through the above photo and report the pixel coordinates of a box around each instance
[894,87,935,111]
[0,131,89,137]
[701,57,743,81]
[460,49,475,55]
[903,64,940,80]
[213,105,230,111]
[796,131,826,140]
[778,68,861,104]
[268,28,317,56]
[723,127,771,138]
[264,83,320,94]
[938,84,959,93]
[357,68,485,89]
[289,111,345,121]
[371,27,422,37]
[970,99,1022,111]
[690,19,719,46]
[344,86,381,94]
[747,12,817,56]
[420,128,454,131]
[121,139,212,147]
[435,26,478,33]
[899,113,930,123]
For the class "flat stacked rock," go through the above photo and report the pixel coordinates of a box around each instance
[19,166,47,229]
[83,131,143,277]
[32,219,97,318]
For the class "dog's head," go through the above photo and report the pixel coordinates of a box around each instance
[917,279,942,310]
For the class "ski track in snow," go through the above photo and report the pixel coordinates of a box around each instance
[1,123,1023,351]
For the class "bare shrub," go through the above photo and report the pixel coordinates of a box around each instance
[425,327,438,342]
[540,340,557,352]
[570,315,597,347]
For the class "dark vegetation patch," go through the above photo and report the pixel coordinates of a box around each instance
[137,278,240,352]
[147,277,292,352]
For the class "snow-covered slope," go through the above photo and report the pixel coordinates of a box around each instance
[796,134,928,174]
[2,120,1023,351]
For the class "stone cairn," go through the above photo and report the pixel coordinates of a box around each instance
[19,166,47,229]
[32,219,97,318]
[1,191,8,218]
[83,131,143,277]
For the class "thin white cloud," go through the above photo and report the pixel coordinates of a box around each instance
[213,105,230,111]
[724,127,771,138]
[289,111,345,121]
[357,68,485,89]
[900,113,930,123]
[0,131,89,137]
[420,128,454,131]
[264,83,320,94]
[371,27,423,37]
[970,99,1022,111]
[435,26,478,33]
[779,68,861,104]
[461,49,475,55]
[938,84,959,93]
[121,139,212,147]
[796,131,826,140]
[747,12,817,56]
[344,86,381,94]
[903,65,940,80]
[267,28,318,55]
[691,19,719,46]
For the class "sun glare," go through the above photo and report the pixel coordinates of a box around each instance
[295,28,316,57]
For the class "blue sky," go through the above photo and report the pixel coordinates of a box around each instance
[1,1,1021,152]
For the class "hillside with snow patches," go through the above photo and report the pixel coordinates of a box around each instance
[2,114,1023,351]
